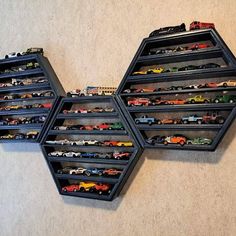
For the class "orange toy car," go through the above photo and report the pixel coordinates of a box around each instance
[190,21,215,30]
[164,135,187,146]
[166,99,186,105]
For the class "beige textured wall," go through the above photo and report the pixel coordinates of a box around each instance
[0,1,236,236]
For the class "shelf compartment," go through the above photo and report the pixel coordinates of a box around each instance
[48,130,127,136]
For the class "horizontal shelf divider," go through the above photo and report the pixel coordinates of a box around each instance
[0,83,50,93]
[0,96,55,104]
[137,124,223,130]
[48,156,129,165]
[48,130,127,135]
[126,68,236,84]
[55,173,119,184]
[60,191,111,200]
[137,47,222,63]
[0,108,50,116]
[127,103,236,112]
[0,124,42,130]
[57,112,119,119]
[120,86,236,97]
[0,68,43,79]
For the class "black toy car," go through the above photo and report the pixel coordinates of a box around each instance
[149,23,186,37]
[146,135,166,145]
[198,63,221,69]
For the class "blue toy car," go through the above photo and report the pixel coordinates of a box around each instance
[135,115,157,125]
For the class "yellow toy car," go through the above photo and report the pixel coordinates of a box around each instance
[186,95,210,104]
[79,182,96,192]
[147,67,164,74]
[132,71,147,75]
[116,141,133,147]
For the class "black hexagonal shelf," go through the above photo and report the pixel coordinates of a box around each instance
[0,54,65,142]
[40,96,142,201]
[116,29,236,151]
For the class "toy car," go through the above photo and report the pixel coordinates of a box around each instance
[132,70,147,75]
[41,103,52,109]
[96,123,110,130]
[80,152,98,158]
[183,84,199,90]
[186,95,210,103]
[4,105,22,111]
[96,153,113,159]
[164,67,179,73]
[181,115,203,124]
[135,88,156,93]
[199,63,220,69]
[109,122,124,130]
[178,65,199,71]
[84,140,100,146]
[77,182,96,192]
[26,131,38,139]
[92,107,105,113]
[5,52,23,59]
[0,134,15,139]
[46,139,71,145]
[190,21,215,30]
[198,82,217,88]
[146,67,164,74]
[103,169,122,176]
[67,89,87,97]
[24,48,44,55]
[63,152,81,157]
[116,141,133,147]
[15,133,26,139]
[217,80,236,87]
[135,115,157,125]
[5,118,20,125]
[94,183,111,194]
[151,98,168,106]
[164,134,187,146]
[166,85,184,91]
[30,115,46,123]
[20,93,33,99]
[202,113,225,124]
[48,151,64,157]
[189,43,210,50]
[62,184,81,192]
[84,168,103,176]
[127,98,151,106]
[213,95,236,103]
[68,125,84,130]
[166,99,186,105]
[149,23,186,37]
[146,135,166,145]
[58,166,86,175]
[113,152,131,159]
[103,140,119,146]
[187,137,212,145]
[26,62,39,69]
[157,119,179,125]
[104,108,114,112]
[53,126,68,130]
[79,125,95,131]
[63,108,91,114]
[70,140,85,146]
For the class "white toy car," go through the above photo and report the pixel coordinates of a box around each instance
[84,140,100,146]
[70,167,87,175]
[63,152,81,157]
[5,52,24,59]
[217,80,236,87]
[48,151,64,157]
[70,140,85,146]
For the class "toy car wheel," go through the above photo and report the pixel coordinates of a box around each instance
[179,140,185,146]
[229,99,234,103]
[157,120,162,125]
[191,100,195,104]
[73,188,78,192]
[197,120,202,124]
[17,53,22,56]
[217,119,224,124]
[98,172,103,176]
[79,187,84,192]
[98,191,103,195]
[5,55,9,59]
[85,171,90,176]
[204,100,209,103]
[164,141,168,145]
[173,120,178,124]
[214,99,219,103]
[223,83,228,87]
[148,121,153,125]
[62,189,67,192]
[183,120,188,124]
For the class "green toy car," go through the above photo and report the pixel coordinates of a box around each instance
[187,137,212,145]
[109,122,124,130]
[186,95,210,104]
[213,95,236,103]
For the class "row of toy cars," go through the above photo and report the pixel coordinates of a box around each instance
[135,113,225,125]
[132,63,221,75]
[62,182,111,195]
[149,21,215,37]
[127,94,236,106]
[0,115,46,126]
[123,80,236,93]
[148,42,211,55]
[46,139,133,147]
[146,134,212,146]
[0,62,40,75]
[4,48,44,59]
[62,106,114,114]
[57,166,122,177]
[53,122,124,131]
[0,103,52,112]
[0,131,38,140]
[49,150,131,160]
[0,91,54,100]
[0,77,47,88]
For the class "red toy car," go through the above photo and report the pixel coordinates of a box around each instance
[96,123,110,130]
[80,125,95,131]
[103,169,122,176]
[42,103,52,109]
[127,98,151,106]
[113,152,130,159]
[94,183,111,194]
[189,43,211,50]
[198,82,217,88]
[62,184,81,192]
[103,140,119,146]
[190,21,215,30]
